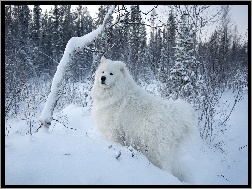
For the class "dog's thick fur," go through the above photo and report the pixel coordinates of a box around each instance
[91,57,198,181]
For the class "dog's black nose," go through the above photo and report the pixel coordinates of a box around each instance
[101,76,106,81]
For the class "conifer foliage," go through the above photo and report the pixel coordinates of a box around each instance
[168,14,198,102]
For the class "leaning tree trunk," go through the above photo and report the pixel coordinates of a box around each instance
[39,5,116,129]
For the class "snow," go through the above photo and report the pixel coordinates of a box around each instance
[39,5,115,127]
[212,92,249,184]
[5,82,248,185]
[6,105,182,185]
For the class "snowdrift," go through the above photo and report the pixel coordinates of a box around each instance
[5,87,248,185]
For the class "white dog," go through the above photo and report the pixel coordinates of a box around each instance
[91,57,198,182]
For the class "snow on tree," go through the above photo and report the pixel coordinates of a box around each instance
[31,5,42,47]
[148,9,158,76]
[128,5,147,83]
[68,6,93,82]
[39,5,116,129]
[158,46,168,83]
[168,14,198,103]
[94,5,114,56]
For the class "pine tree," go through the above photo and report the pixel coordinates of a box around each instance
[61,5,73,47]
[5,5,13,55]
[5,5,32,115]
[159,10,177,97]
[94,5,113,54]
[110,24,124,61]
[128,5,147,82]
[74,5,93,37]
[5,5,15,115]
[158,46,168,83]
[37,8,58,77]
[70,6,94,81]
[168,14,198,102]
[120,10,131,63]
[51,5,63,62]
[39,10,53,75]
[147,9,158,75]
[167,10,176,72]
[32,5,42,47]
[155,28,162,71]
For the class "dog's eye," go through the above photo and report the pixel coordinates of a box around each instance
[102,71,104,74]
[110,73,113,75]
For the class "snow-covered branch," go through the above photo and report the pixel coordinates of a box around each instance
[39,5,116,129]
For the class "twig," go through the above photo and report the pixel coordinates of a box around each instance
[220,92,240,126]
[52,118,77,130]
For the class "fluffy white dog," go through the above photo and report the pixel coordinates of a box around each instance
[91,57,198,182]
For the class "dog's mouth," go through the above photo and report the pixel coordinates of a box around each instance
[101,81,108,87]
[100,81,110,88]
[99,81,114,89]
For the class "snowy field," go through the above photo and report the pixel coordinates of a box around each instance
[5,82,248,186]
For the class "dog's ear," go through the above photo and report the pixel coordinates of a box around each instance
[101,56,107,63]
[119,62,126,75]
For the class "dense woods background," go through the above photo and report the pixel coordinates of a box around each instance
[5,5,248,143]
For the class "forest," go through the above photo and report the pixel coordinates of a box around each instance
[5,4,248,147]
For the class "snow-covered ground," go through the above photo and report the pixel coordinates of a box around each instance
[5,83,248,185]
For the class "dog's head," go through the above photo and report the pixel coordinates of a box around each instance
[95,56,126,89]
